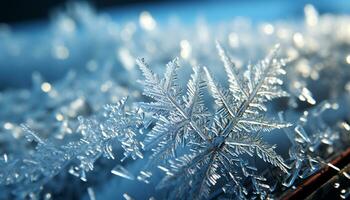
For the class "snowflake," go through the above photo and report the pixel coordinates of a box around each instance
[137,42,291,199]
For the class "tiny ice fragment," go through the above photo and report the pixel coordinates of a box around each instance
[3,154,8,163]
[343,172,350,179]
[334,182,340,188]
[87,187,96,200]
[80,170,87,182]
[340,190,350,199]
[69,167,87,182]
[327,163,340,171]
[68,167,79,177]
[111,165,135,180]
[137,170,152,184]
[44,193,52,200]
[123,193,134,200]
[157,165,168,172]
[341,122,350,131]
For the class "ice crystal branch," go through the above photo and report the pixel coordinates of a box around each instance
[137,58,209,163]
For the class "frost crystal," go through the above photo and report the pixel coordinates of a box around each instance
[111,164,135,180]
[0,97,143,197]
[137,43,291,199]
[280,101,341,187]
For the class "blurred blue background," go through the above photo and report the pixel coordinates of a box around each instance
[0,0,350,91]
[1,0,350,24]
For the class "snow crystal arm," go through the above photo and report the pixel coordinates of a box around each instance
[238,117,292,132]
[163,58,180,93]
[157,147,220,199]
[136,58,160,90]
[184,66,207,118]
[226,136,289,173]
[216,41,247,97]
[137,58,209,146]
[21,124,45,144]
[196,153,221,198]
[205,44,289,131]
[204,67,236,118]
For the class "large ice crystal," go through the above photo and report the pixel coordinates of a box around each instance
[137,43,291,199]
